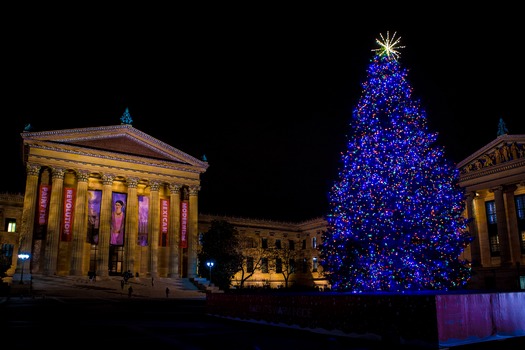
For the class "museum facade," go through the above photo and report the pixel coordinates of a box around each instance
[12,121,208,281]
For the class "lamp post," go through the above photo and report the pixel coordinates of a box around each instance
[18,253,30,284]
[206,261,214,286]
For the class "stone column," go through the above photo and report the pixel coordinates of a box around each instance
[187,185,200,278]
[43,167,65,276]
[97,173,115,279]
[124,177,139,275]
[16,163,41,279]
[504,185,521,262]
[70,170,90,276]
[148,180,161,278]
[466,191,482,267]
[492,186,512,266]
[168,183,182,278]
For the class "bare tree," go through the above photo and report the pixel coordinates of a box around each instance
[269,239,310,288]
[235,236,272,289]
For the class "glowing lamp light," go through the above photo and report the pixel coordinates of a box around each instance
[206,261,214,285]
[18,253,30,284]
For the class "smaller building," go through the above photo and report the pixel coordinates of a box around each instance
[0,193,24,278]
[198,215,328,290]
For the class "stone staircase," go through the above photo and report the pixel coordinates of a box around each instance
[190,277,223,293]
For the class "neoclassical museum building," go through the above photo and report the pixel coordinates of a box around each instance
[8,117,209,282]
[1,116,524,290]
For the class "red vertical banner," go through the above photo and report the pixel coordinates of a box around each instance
[180,200,188,248]
[160,198,169,247]
[61,187,76,242]
[38,184,51,225]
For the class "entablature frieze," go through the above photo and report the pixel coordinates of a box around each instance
[25,141,206,174]
[458,156,525,191]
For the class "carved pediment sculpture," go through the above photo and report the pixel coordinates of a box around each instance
[460,139,525,174]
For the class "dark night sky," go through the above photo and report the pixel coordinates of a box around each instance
[2,7,523,222]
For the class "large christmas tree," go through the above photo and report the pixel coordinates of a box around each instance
[320,32,472,293]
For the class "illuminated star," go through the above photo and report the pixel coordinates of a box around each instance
[372,31,405,59]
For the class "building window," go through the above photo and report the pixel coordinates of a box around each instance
[275,239,281,249]
[5,218,16,233]
[261,258,268,273]
[261,238,268,249]
[275,258,282,273]
[515,194,525,253]
[485,201,500,256]
[288,240,295,250]
[312,257,318,272]
[247,257,254,273]
[312,237,317,249]
[302,239,307,250]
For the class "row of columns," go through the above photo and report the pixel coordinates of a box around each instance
[466,184,523,267]
[17,163,200,280]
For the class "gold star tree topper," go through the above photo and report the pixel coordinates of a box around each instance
[372,31,405,59]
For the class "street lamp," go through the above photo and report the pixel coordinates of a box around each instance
[18,253,30,284]
[206,261,214,285]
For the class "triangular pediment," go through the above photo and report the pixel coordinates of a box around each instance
[21,124,208,170]
[457,134,525,175]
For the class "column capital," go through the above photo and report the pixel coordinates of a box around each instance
[466,191,478,201]
[489,186,504,193]
[76,170,90,182]
[169,183,182,194]
[126,177,140,188]
[150,180,161,191]
[189,185,201,196]
[51,167,66,179]
[102,173,116,185]
[26,163,41,176]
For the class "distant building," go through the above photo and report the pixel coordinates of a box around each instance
[0,192,24,277]
[198,214,328,290]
